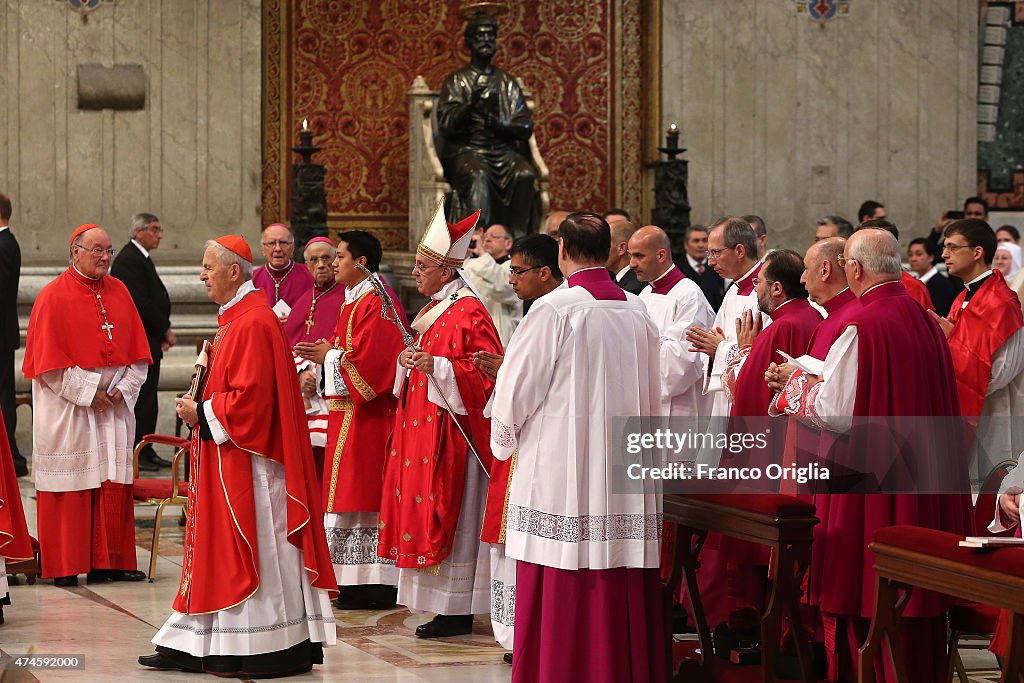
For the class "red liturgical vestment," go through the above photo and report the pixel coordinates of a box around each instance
[946,270,1024,417]
[322,287,406,514]
[378,292,501,569]
[173,292,336,615]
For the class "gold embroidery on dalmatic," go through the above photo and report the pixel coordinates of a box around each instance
[341,292,378,402]
[325,399,354,511]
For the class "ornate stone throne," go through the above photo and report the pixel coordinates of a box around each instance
[406,75,550,248]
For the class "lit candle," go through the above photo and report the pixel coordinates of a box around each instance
[299,118,313,147]
[666,123,680,150]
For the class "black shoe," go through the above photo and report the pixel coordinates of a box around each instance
[53,576,79,587]
[503,652,512,666]
[88,569,147,583]
[13,460,27,477]
[414,614,474,638]
[138,652,201,673]
[333,584,398,610]
[137,458,160,473]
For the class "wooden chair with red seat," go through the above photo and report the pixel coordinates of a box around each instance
[132,433,189,581]
[947,459,1017,682]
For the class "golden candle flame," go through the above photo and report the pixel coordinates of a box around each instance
[302,118,309,131]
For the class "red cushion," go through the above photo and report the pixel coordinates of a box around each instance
[133,478,188,500]
[873,525,1024,577]
[688,493,816,518]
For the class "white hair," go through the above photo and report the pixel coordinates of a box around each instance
[204,240,253,280]
[849,229,901,276]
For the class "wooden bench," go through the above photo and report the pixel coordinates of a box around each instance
[664,493,820,683]
[861,525,1024,683]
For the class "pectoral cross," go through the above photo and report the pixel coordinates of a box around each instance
[96,293,114,340]
[305,311,315,335]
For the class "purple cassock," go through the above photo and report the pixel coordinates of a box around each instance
[512,265,665,683]
[252,262,315,309]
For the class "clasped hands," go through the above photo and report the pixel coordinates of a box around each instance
[400,347,435,376]
[90,387,124,412]
[999,487,1023,529]
[175,394,199,427]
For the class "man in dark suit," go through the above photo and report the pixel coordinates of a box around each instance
[0,192,26,476]
[675,224,725,311]
[110,213,175,472]
[603,210,645,294]
[908,237,958,317]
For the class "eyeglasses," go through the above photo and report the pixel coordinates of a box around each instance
[412,262,441,273]
[74,243,115,257]
[146,224,163,234]
[836,256,857,267]
[942,243,978,254]
[261,240,294,248]
[707,246,732,260]
[509,265,543,277]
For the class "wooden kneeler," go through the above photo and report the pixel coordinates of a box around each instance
[663,493,820,683]
[861,525,1024,683]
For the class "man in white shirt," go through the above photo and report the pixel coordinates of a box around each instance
[463,223,523,345]
[628,225,713,418]
[685,217,766,419]
[490,211,664,682]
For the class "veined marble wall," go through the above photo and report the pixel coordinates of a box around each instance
[0,0,262,266]
[661,0,978,250]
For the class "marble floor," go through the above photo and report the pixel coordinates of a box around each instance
[0,461,1005,682]
[1,475,513,682]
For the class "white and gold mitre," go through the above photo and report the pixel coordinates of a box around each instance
[416,200,481,269]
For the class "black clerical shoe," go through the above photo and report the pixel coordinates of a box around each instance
[138,653,201,673]
[332,584,398,610]
[414,614,474,638]
[503,652,512,666]
[87,569,146,583]
[137,457,160,473]
[53,576,79,587]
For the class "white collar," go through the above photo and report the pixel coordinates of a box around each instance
[737,260,761,283]
[219,280,256,314]
[918,266,939,284]
[72,263,100,281]
[650,264,675,284]
[431,277,465,302]
[344,277,374,304]
[0,225,8,234]
[862,280,901,296]
[131,238,150,259]
[965,269,994,288]
[615,264,632,281]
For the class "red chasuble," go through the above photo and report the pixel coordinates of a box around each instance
[946,270,1024,417]
[901,270,934,312]
[173,292,335,615]
[0,412,32,563]
[730,298,822,418]
[378,294,501,568]
[323,290,406,513]
[813,282,971,619]
[283,282,345,346]
[252,262,315,308]
[23,268,151,378]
